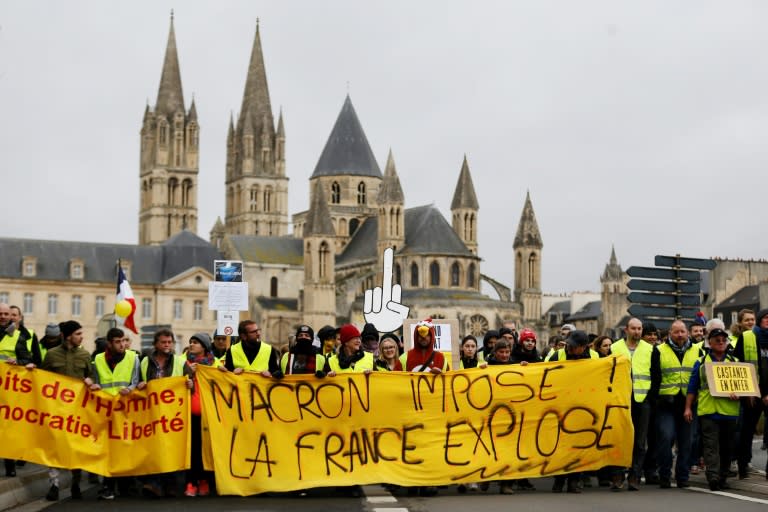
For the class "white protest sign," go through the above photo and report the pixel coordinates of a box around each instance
[216,311,239,337]
[208,281,249,311]
[403,319,460,371]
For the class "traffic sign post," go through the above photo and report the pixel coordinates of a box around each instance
[625,254,716,327]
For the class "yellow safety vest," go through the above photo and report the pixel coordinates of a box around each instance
[697,353,740,417]
[740,330,759,370]
[230,341,272,372]
[140,353,185,380]
[658,343,701,396]
[551,348,600,361]
[611,338,653,402]
[328,351,374,373]
[94,351,138,396]
[0,330,21,360]
[280,353,325,374]
[459,352,486,369]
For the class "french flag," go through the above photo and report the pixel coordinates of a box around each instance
[115,264,138,334]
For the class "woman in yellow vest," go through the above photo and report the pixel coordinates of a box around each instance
[374,334,403,371]
[458,334,486,370]
[326,324,374,375]
[684,328,740,491]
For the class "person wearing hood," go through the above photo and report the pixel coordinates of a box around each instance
[481,330,499,360]
[327,324,374,374]
[361,323,380,357]
[281,325,325,377]
[733,308,768,479]
[650,320,703,489]
[183,333,215,498]
[400,319,448,373]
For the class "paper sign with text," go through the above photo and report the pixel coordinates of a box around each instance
[704,362,760,398]
[197,356,633,495]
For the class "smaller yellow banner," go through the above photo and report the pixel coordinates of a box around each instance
[704,362,760,398]
[0,364,190,476]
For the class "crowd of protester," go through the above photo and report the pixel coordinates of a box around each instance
[2,301,767,500]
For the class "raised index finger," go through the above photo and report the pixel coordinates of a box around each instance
[381,247,394,303]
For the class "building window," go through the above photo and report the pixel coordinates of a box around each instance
[250,186,259,211]
[194,300,203,321]
[270,277,278,297]
[0,292,7,304]
[71,263,83,279]
[264,188,272,212]
[174,299,183,320]
[142,298,152,319]
[95,296,105,317]
[528,253,537,288]
[394,264,401,285]
[349,218,360,236]
[319,242,330,279]
[22,257,37,277]
[331,182,341,204]
[410,263,419,287]
[467,263,476,288]
[451,262,461,286]
[430,261,440,286]
[71,295,81,317]
[48,294,58,315]
[23,293,33,314]
[357,182,366,204]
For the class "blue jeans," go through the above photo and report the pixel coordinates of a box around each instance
[656,400,691,483]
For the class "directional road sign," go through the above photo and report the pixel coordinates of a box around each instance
[627,292,701,306]
[654,255,717,270]
[627,279,701,294]
[627,304,700,319]
[626,266,701,281]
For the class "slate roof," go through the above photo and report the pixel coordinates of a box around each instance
[337,204,474,266]
[566,300,602,321]
[0,230,221,284]
[715,285,759,309]
[227,235,304,266]
[545,300,571,315]
[311,95,382,178]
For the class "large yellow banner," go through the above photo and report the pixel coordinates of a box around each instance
[197,355,633,495]
[0,364,189,476]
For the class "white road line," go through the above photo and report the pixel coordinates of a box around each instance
[373,508,409,512]
[367,496,398,503]
[688,485,768,505]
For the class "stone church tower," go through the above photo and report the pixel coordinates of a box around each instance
[513,191,543,322]
[451,155,479,255]
[139,14,200,245]
[302,180,337,328]
[376,150,405,260]
[224,22,289,236]
[599,245,629,334]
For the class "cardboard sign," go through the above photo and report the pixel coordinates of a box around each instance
[403,320,460,371]
[704,362,760,398]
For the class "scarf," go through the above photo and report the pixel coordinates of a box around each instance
[337,348,365,369]
[461,356,479,369]
[187,351,215,366]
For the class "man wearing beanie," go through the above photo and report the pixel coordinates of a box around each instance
[732,308,768,479]
[39,323,62,361]
[40,319,94,501]
[282,325,324,377]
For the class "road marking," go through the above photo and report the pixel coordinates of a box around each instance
[367,496,398,503]
[373,508,408,512]
[688,485,768,505]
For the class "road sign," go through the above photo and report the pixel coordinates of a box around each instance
[627,292,701,306]
[627,304,700,319]
[654,255,717,270]
[627,279,701,294]
[626,266,701,281]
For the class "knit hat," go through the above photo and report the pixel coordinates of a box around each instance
[190,332,212,353]
[566,330,590,347]
[642,322,658,337]
[45,323,61,338]
[519,329,536,342]
[693,312,707,326]
[756,309,768,327]
[361,323,379,342]
[59,320,82,338]
[338,324,361,344]
[295,324,314,341]
[317,325,338,341]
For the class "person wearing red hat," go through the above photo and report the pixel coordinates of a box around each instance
[326,324,374,374]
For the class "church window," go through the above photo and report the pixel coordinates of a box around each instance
[339,218,348,235]
[227,187,234,216]
[349,218,360,235]
[159,123,167,145]
[357,182,366,204]
[430,261,440,286]
[250,186,259,211]
[469,315,489,337]
[451,262,461,286]
[181,179,193,207]
[319,242,330,279]
[394,264,401,285]
[410,263,419,287]
[468,263,476,288]
[270,277,278,297]
[168,178,179,206]
[528,253,537,288]
[264,187,272,212]
[331,182,341,204]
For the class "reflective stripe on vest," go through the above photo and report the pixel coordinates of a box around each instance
[140,354,185,381]
[611,339,653,402]
[94,351,137,396]
[0,330,21,360]
[328,351,374,373]
[742,330,759,369]
[230,342,272,372]
[697,354,740,417]
[658,343,700,396]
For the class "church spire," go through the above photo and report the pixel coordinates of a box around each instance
[513,190,543,249]
[155,12,185,115]
[304,180,335,237]
[377,149,404,204]
[238,20,273,140]
[450,154,479,210]
[451,155,479,254]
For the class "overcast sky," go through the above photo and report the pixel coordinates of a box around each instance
[2,1,767,295]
